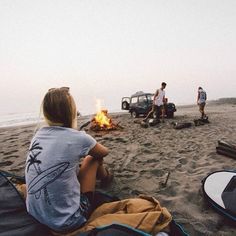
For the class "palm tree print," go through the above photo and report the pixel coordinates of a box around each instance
[26,140,42,173]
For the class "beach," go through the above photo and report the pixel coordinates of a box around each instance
[0,102,235,235]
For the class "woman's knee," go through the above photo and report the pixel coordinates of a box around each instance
[79,156,104,177]
[83,155,103,167]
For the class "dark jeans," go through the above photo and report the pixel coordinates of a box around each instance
[144,105,163,120]
[156,105,163,119]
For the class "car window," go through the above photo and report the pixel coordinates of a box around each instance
[147,95,153,101]
[131,97,138,104]
[138,95,147,104]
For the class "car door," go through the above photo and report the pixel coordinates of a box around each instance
[137,95,149,114]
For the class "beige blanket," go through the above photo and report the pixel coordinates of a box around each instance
[55,195,172,236]
[16,185,171,235]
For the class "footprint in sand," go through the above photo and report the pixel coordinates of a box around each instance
[145,158,157,164]
[114,137,128,143]
[0,161,13,167]
[4,137,17,142]
[143,142,152,147]
[141,148,153,154]
[179,158,188,165]
[193,155,200,161]
[130,189,143,196]
[3,155,19,160]
[150,169,165,177]
[116,170,136,179]
[23,141,31,147]
[4,150,18,155]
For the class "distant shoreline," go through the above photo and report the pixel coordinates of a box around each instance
[0,97,235,129]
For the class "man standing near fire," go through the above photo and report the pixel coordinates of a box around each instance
[143,82,167,122]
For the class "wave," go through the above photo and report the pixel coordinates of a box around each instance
[0,112,42,128]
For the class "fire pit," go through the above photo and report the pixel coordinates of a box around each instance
[90,110,121,131]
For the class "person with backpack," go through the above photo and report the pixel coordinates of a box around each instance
[197,86,207,119]
[25,87,113,232]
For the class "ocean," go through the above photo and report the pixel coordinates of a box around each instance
[0,108,124,128]
[0,112,42,128]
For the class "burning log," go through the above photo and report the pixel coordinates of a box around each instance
[90,110,123,131]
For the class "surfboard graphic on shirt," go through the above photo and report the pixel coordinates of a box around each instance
[26,140,69,204]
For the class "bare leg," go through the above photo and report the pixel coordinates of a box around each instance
[78,156,108,193]
[199,104,206,119]
[143,105,156,121]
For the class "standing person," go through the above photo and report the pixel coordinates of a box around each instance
[25,87,113,232]
[197,86,207,119]
[143,82,167,122]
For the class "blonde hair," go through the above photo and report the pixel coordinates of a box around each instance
[42,88,77,129]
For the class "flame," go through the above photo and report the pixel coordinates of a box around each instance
[94,99,112,128]
[94,110,112,128]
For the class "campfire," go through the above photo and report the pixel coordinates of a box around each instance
[79,100,123,132]
[90,110,120,131]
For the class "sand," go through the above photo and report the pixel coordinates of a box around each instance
[0,102,236,235]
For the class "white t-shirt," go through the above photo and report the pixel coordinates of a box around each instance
[25,126,96,231]
[154,89,165,106]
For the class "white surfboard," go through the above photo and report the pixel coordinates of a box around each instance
[202,170,236,221]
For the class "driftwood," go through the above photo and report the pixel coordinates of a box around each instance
[79,121,91,130]
[216,140,236,159]
[216,147,236,159]
[194,116,210,126]
[172,122,192,129]
[90,120,123,131]
[218,140,236,150]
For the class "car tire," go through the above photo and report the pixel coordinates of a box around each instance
[131,111,138,118]
[122,101,129,110]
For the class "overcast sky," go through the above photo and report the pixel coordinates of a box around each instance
[0,0,236,115]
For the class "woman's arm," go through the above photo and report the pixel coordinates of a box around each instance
[88,143,109,160]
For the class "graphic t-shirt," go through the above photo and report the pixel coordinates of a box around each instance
[154,89,165,106]
[198,89,207,104]
[25,126,96,231]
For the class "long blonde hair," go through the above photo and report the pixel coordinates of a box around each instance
[42,87,77,129]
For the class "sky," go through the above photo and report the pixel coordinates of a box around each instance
[0,0,236,116]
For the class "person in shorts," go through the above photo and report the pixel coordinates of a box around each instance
[25,87,113,232]
[197,86,207,119]
[143,82,167,122]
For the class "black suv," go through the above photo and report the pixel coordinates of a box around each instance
[121,91,176,118]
